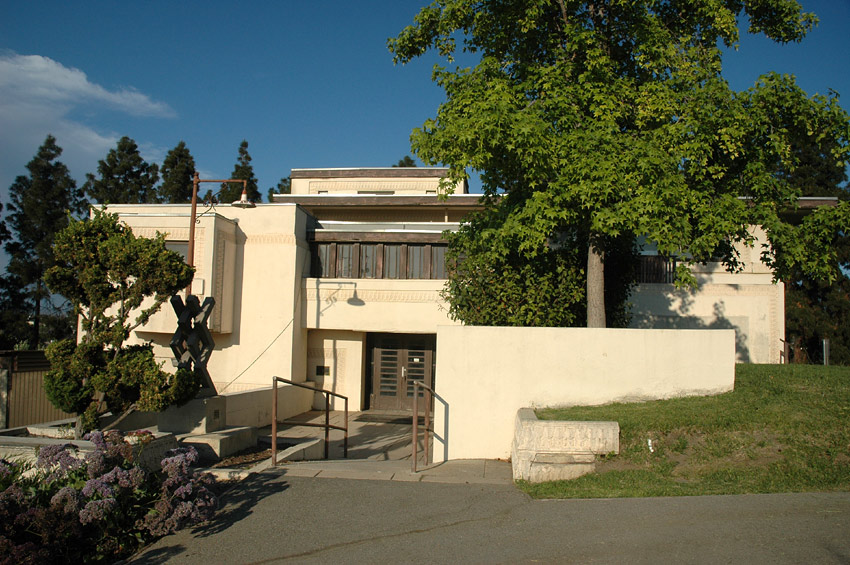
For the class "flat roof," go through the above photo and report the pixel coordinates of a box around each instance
[290,167,451,179]
[272,194,482,207]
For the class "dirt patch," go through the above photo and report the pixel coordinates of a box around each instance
[209,445,274,469]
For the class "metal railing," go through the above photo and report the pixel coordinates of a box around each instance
[411,380,435,473]
[270,376,348,465]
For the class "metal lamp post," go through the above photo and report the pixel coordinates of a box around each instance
[186,171,255,295]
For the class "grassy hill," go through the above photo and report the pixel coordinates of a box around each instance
[522,364,850,498]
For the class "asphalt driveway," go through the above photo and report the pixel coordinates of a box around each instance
[131,467,850,564]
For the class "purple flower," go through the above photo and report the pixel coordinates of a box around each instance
[0,459,16,479]
[50,486,81,514]
[79,498,117,524]
[36,444,84,477]
[82,474,116,499]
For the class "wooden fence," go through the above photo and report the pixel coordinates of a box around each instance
[0,351,73,429]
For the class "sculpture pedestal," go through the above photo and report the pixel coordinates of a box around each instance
[158,395,226,434]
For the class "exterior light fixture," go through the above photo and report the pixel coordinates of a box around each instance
[186,172,255,295]
[231,187,256,208]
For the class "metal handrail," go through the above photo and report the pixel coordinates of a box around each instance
[411,380,435,473]
[271,376,348,465]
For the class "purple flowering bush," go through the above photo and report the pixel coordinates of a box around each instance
[0,431,217,563]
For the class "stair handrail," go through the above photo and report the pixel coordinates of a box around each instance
[271,376,348,465]
[411,380,435,473]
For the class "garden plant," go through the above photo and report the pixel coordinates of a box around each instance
[0,430,217,563]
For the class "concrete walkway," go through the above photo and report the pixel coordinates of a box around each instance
[131,470,850,564]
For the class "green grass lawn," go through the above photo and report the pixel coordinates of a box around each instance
[521,364,850,498]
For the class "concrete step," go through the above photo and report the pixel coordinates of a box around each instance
[179,426,257,461]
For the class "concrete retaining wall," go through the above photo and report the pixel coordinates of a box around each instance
[433,326,735,462]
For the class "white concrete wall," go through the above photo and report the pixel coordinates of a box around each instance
[306,330,365,410]
[432,325,735,462]
[302,278,457,333]
[118,204,312,399]
[631,279,784,364]
[223,384,314,428]
[633,226,785,364]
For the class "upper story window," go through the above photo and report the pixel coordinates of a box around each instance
[639,255,677,283]
[310,240,448,280]
[165,240,189,261]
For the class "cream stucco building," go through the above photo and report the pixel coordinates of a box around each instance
[113,167,785,422]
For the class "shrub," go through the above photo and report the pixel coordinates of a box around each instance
[0,431,217,563]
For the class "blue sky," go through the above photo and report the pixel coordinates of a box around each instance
[1,0,848,201]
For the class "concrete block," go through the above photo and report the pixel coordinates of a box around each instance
[180,426,257,461]
[276,438,324,462]
[159,396,226,434]
[511,408,618,483]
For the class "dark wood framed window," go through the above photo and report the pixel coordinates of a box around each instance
[309,234,448,280]
[360,244,379,278]
[639,255,677,283]
[407,245,428,279]
[384,244,402,279]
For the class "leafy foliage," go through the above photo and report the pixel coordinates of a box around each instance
[0,431,217,563]
[158,141,196,203]
[3,135,87,348]
[784,180,850,364]
[444,207,638,326]
[83,136,161,204]
[390,0,850,327]
[44,211,197,435]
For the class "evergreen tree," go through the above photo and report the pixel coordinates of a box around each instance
[4,135,87,348]
[44,211,197,435]
[393,156,417,167]
[158,141,196,203]
[267,176,291,202]
[219,140,260,203]
[83,136,160,204]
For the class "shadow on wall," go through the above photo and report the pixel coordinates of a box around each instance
[631,289,750,362]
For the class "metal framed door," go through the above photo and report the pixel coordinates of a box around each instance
[369,334,435,411]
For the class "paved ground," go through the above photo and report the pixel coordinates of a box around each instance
[131,413,850,563]
[257,410,433,462]
[132,470,850,564]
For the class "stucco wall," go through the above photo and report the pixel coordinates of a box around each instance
[306,330,365,410]
[302,278,457,333]
[631,279,784,364]
[120,204,312,398]
[432,325,735,462]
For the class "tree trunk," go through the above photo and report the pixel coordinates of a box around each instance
[31,282,41,349]
[587,242,606,328]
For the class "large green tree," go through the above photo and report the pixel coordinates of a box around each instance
[158,141,196,203]
[83,136,160,204]
[4,135,87,348]
[217,140,260,203]
[390,0,850,328]
[44,211,197,436]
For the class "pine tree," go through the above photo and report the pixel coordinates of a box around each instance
[393,156,416,167]
[267,176,291,202]
[158,141,196,203]
[4,135,87,348]
[219,140,260,203]
[83,136,160,204]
